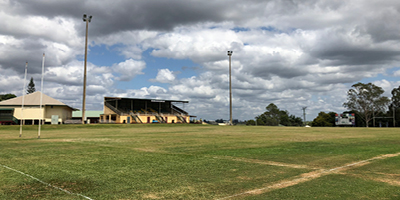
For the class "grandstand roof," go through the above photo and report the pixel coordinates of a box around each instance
[104,97,189,103]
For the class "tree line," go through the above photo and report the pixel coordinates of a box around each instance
[247,82,400,127]
[313,82,400,127]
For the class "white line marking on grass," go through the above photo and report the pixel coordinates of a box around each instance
[1,164,93,200]
[217,152,400,200]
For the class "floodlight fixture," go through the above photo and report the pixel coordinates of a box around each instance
[83,14,92,22]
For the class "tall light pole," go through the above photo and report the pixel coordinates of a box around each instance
[227,51,233,125]
[82,14,92,124]
[302,107,307,126]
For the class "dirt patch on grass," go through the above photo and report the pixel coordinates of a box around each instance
[368,177,400,186]
[218,152,400,199]
[237,176,252,180]
[378,152,400,158]
[346,172,400,186]
[132,148,193,155]
[61,138,122,142]
[142,194,161,199]
[214,156,318,169]
[133,148,166,153]
[374,172,400,176]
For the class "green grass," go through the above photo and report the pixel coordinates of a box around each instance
[1,124,400,199]
[247,174,400,200]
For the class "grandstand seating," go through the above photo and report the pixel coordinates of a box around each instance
[102,97,190,124]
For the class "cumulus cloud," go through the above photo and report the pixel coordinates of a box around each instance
[394,70,400,77]
[0,7,82,74]
[151,69,176,83]
[0,67,25,95]
[112,59,146,81]
[373,79,400,97]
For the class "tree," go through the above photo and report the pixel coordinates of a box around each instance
[392,85,400,108]
[27,77,35,94]
[289,114,303,126]
[279,110,290,126]
[255,117,265,126]
[256,103,303,126]
[246,119,256,126]
[343,82,390,127]
[311,112,335,127]
[328,112,336,124]
[389,85,400,127]
[257,103,282,126]
[0,94,16,102]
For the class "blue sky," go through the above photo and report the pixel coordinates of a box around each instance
[1,0,400,121]
[87,46,200,90]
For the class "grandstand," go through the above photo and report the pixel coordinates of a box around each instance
[100,97,192,124]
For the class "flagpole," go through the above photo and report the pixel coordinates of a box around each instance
[38,53,45,139]
[19,62,28,137]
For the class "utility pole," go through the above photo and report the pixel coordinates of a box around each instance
[82,14,92,124]
[302,107,307,126]
[227,51,233,125]
[393,106,396,127]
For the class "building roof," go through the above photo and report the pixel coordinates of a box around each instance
[0,91,77,110]
[72,111,103,118]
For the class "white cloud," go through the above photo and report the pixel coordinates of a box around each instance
[0,68,25,95]
[373,79,400,97]
[45,64,82,86]
[112,59,146,81]
[394,70,400,77]
[94,30,159,59]
[151,69,176,83]
[149,27,240,63]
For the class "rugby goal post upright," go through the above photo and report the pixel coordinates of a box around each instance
[19,62,28,137]
[38,53,45,139]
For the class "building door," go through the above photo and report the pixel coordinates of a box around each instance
[147,117,150,123]
[165,117,168,123]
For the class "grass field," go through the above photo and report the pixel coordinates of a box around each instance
[1,124,400,199]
